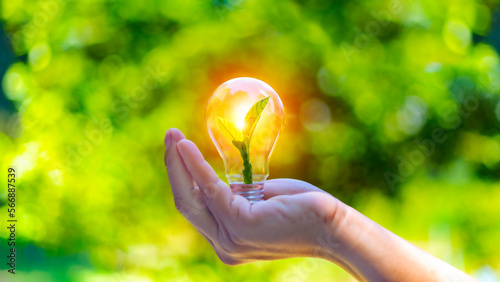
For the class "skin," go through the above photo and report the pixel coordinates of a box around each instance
[164,128,475,281]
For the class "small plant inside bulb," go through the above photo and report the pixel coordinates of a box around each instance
[206,77,284,203]
[216,96,270,184]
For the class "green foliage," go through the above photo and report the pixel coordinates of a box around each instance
[0,0,499,280]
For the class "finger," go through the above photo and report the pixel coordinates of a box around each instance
[176,140,238,221]
[164,128,217,236]
[263,178,325,199]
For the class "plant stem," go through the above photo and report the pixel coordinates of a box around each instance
[238,147,253,184]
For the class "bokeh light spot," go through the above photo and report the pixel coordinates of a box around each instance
[443,19,471,53]
[2,63,28,102]
[354,93,382,125]
[300,98,331,131]
[28,42,52,71]
[397,96,428,135]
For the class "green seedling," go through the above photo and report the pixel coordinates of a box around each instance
[216,96,270,184]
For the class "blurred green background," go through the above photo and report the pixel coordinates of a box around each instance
[1,0,500,281]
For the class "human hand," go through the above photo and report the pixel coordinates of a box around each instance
[164,128,476,281]
[164,128,342,265]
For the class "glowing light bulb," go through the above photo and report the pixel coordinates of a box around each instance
[206,77,284,203]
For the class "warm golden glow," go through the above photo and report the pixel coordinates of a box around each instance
[206,77,284,184]
[232,102,252,130]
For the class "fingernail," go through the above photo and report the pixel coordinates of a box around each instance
[176,141,185,157]
[165,130,172,148]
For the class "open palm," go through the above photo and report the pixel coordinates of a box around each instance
[164,128,340,264]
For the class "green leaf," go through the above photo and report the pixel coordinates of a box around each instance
[216,116,243,142]
[242,96,270,143]
[232,140,245,151]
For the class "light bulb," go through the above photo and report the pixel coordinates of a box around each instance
[206,77,284,203]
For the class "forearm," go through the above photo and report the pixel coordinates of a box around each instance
[322,203,475,281]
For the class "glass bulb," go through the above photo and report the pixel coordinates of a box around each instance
[206,77,284,203]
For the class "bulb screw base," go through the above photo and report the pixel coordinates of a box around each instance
[230,183,264,204]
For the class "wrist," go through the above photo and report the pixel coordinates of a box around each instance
[311,197,475,281]
[315,201,376,279]
[310,199,350,262]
